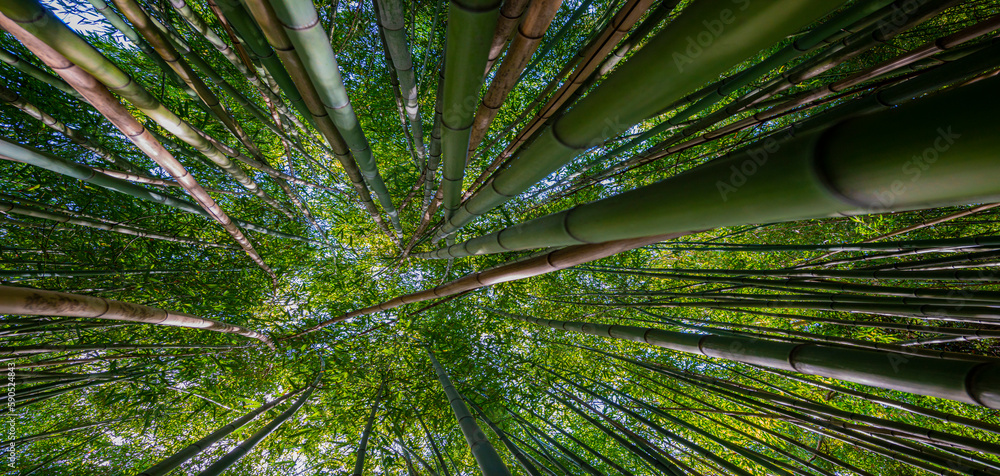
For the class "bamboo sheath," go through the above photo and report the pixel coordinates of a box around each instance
[427,348,511,476]
[421,71,1000,259]
[438,0,501,218]
[0,285,274,348]
[433,0,848,241]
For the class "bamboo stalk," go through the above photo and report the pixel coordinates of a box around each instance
[267,0,405,237]
[427,348,511,475]
[377,0,427,168]
[137,388,303,476]
[437,0,501,218]
[422,72,1000,258]
[0,285,274,348]
[0,198,236,249]
[195,370,321,476]
[434,0,846,241]
[505,310,1000,407]
[466,0,564,156]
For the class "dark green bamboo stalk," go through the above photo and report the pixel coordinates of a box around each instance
[137,388,302,476]
[353,382,386,476]
[437,0,501,218]
[427,348,511,475]
[499,309,1000,407]
[195,375,318,476]
[423,73,1000,258]
[466,398,543,476]
[436,0,845,240]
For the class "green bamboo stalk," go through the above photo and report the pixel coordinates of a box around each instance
[501,309,1000,408]
[0,135,322,247]
[466,399,543,476]
[0,81,140,173]
[423,72,1000,258]
[437,0,501,218]
[195,370,321,476]
[0,0,291,217]
[0,268,241,281]
[0,285,274,348]
[137,388,302,476]
[549,390,688,476]
[0,344,240,358]
[376,0,427,167]
[267,0,404,236]
[0,198,236,249]
[221,0,395,241]
[353,382,386,476]
[431,0,871,240]
[0,48,82,99]
[427,348,511,476]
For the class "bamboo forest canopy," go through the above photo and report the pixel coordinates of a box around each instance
[2,0,1000,473]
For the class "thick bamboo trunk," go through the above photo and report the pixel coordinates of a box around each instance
[483,0,530,74]
[466,0,563,156]
[437,0,501,218]
[434,0,847,241]
[0,285,274,348]
[423,73,1000,258]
